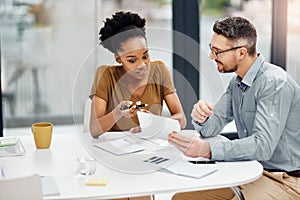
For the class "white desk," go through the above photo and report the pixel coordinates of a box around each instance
[0,133,263,200]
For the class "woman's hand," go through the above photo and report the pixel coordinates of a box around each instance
[115,101,138,118]
[139,108,151,114]
[129,126,141,133]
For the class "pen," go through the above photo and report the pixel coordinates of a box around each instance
[136,104,148,108]
[120,104,148,110]
[189,160,216,164]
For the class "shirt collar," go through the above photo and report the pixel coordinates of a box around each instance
[236,54,265,89]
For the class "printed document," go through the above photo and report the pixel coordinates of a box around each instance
[94,136,145,156]
[137,111,180,140]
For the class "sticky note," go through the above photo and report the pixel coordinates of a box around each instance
[86,178,108,186]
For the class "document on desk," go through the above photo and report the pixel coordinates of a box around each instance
[94,136,145,156]
[158,160,218,179]
[137,111,180,140]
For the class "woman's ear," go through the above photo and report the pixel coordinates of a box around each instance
[114,54,121,63]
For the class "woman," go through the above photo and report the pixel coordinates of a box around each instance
[90,11,186,138]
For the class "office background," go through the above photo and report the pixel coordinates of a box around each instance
[1,0,299,136]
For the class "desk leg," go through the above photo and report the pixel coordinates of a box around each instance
[231,186,245,200]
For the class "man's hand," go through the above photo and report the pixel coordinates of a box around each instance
[191,100,213,124]
[168,132,211,158]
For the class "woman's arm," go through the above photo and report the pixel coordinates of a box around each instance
[89,96,137,138]
[164,93,187,128]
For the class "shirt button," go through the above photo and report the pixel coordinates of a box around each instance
[244,129,247,133]
[270,113,274,117]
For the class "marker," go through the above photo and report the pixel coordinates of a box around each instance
[120,104,148,110]
[189,160,216,164]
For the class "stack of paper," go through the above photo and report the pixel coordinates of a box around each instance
[0,138,25,157]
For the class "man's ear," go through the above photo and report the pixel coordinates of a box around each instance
[114,54,121,63]
[239,47,248,58]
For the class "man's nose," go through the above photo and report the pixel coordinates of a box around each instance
[209,51,216,59]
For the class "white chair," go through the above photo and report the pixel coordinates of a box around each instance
[0,174,43,200]
[83,98,92,133]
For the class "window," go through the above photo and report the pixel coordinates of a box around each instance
[1,0,173,135]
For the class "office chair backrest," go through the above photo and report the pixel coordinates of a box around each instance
[83,98,92,133]
[0,174,43,200]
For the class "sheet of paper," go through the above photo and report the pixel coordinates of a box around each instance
[137,111,180,140]
[94,137,145,156]
[159,160,218,179]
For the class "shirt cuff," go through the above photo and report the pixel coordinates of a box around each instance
[192,118,212,136]
[192,120,203,133]
[207,140,225,161]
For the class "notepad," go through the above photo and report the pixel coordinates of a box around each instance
[86,178,108,186]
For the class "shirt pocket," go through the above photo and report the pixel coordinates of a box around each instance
[242,110,256,133]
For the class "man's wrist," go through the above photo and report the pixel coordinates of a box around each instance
[192,120,202,126]
[204,141,212,159]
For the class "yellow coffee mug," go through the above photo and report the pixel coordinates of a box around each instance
[31,122,53,149]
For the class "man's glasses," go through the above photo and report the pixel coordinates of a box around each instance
[209,44,243,58]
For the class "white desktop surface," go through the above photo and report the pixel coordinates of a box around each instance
[0,132,263,200]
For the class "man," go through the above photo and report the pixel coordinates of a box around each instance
[168,16,300,199]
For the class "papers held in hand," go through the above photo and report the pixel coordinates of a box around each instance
[137,111,180,140]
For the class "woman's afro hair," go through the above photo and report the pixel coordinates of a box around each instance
[99,11,146,53]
